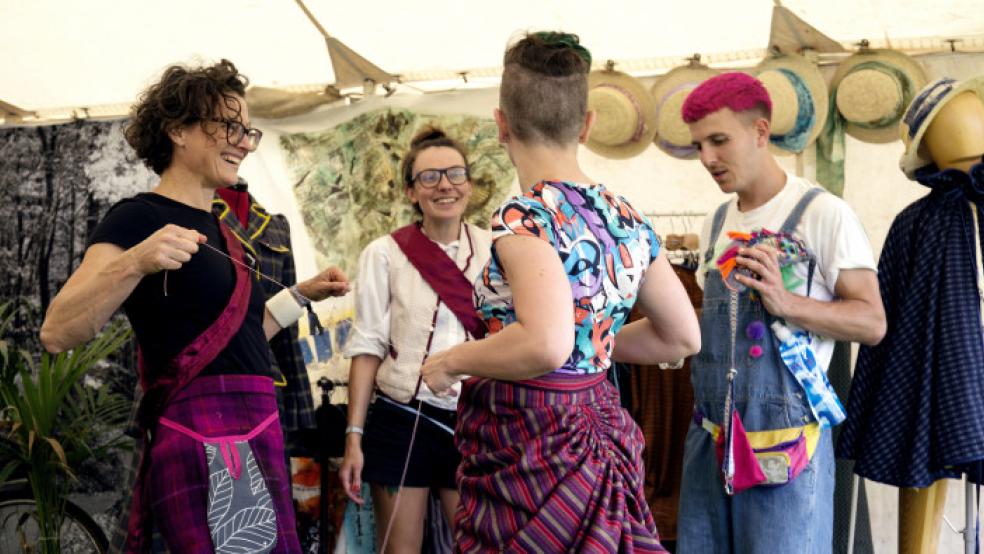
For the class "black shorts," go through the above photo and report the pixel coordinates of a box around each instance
[361,396,460,489]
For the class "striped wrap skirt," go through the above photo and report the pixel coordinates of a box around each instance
[454,376,667,553]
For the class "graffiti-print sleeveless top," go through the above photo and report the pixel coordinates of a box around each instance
[475,181,660,381]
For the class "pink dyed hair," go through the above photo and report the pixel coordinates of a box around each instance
[681,72,772,123]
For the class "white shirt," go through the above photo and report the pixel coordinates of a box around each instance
[344,235,467,409]
[697,173,877,372]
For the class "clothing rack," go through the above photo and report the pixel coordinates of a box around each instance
[646,212,706,264]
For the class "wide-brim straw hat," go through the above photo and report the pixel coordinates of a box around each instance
[900,75,984,178]
[753,53,829,154]
[586,68,657,159]
[831,48,927,143]
[650,63,720,159]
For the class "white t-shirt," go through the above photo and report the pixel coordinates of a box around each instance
[697,173,877,372]
[343,235,465,410]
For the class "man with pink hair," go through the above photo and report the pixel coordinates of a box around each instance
[675,72,885,553]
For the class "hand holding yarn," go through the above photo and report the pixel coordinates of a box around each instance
[716,229,813,292]
[129,223,206,274]
[716,228,815,317]
[297,265,350,301]
[420,348,462,397]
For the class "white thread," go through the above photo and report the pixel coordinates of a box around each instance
[200,242,291,291]
[160,242,290,298]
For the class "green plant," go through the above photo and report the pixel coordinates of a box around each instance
[0,302,132,553]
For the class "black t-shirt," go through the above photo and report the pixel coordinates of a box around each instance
[88,192,272,380]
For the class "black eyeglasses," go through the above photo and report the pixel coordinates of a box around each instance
[209,118,263,151]
[412,166,469,188]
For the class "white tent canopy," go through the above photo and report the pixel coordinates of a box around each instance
[4,3,984,551]
[3,0,984,117]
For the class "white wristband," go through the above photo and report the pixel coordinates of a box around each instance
[266,287,305,328]
[345,425,364,435]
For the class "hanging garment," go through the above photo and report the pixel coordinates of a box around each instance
[214,186,316,436]
[837,161,984,487]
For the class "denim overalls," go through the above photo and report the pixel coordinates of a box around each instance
[677,187,834,554]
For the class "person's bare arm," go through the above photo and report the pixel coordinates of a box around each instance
[262,266,350,339]
[612,251,701,364]
[735,245,886,345]
[40,224,204,352]
[421,235,574,393]
[338,354,381,504]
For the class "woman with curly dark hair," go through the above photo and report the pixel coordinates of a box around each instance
[420,32,700,551]
[40,59,348,553]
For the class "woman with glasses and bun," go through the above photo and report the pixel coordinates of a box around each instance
[339,128,491,553]
[40,59,349,553]
[420,32,700,552]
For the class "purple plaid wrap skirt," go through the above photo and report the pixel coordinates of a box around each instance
[454,376,667,553]
[146,374,300,553]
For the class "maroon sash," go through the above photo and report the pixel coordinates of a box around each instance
[125,220,253,552]
[391,223,487,340]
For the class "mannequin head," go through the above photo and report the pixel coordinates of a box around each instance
[922,91,984,173]
[901,76,984,178]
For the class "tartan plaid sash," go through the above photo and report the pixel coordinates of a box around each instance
[391,223,487,340]
[125,220,253,552]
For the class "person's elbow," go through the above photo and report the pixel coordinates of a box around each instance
[39,307,90,354]
[678,326,702,358]
[668,320,701,360]
[530,328,574,374]
[857,311,887,347]
[39,321,70,354]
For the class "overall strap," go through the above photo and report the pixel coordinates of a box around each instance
[778,186,824,295]
[779,186,824,234]
[704,200,732,266]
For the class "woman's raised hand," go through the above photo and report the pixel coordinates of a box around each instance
[128,224,206,274]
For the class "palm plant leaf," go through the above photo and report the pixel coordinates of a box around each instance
[0,310,133,553]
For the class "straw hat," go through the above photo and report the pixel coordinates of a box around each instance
[650,58,719,159]
[586,63,657,159]
[900,76,984,178]
[753,53,829,154]
[831,46,927,143]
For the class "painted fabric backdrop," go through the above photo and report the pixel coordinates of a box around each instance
[282,108,515,407]
[281,107,515,279]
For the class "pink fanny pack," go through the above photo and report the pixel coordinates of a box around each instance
[698,409,819,495]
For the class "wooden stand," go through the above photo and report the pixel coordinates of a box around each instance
[899,480,948,554]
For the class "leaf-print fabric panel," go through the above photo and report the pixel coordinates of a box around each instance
[205,441,277,553]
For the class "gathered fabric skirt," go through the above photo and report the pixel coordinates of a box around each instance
[453,376,667,553]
